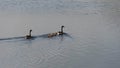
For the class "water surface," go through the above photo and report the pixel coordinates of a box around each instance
[0,0,120,68]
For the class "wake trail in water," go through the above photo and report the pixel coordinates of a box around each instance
[0,33,73,42]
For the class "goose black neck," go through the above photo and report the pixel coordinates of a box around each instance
[61,26,64,33]
[29,30,32,36]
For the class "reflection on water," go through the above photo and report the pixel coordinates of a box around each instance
[0,33,72,42]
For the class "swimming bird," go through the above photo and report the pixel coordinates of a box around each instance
[25,29,32,39]
[48,25,65,38]
[58,25,64,35]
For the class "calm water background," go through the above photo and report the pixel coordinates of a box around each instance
[0,0,120,68]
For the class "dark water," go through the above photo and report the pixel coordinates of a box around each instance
[0,0,120,68]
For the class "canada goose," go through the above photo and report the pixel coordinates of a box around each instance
[48,25,65,38]
[25,29,32,39]
[58,25,64,35]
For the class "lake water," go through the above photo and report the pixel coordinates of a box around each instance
[0,0,120,68]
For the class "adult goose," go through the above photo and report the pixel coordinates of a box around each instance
[58,25,64,35]
[48,25,65,38]
[25,29,32,39]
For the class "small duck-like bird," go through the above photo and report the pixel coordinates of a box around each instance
[48,25,65,38]
[25,29,32,39]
